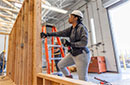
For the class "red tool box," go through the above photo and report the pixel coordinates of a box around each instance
[88,56,106,74]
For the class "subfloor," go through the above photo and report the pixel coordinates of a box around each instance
[43,68,130,85]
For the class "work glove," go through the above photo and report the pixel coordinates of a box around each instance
[40,32,47,38]
[61,39,71,47]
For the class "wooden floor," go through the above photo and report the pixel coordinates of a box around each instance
[0,76,15,85]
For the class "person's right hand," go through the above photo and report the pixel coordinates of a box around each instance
[61,39,71,47]
[40,32,47,38]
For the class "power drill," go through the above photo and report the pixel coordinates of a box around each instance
[94,77,112,85]
[61,39,72,52]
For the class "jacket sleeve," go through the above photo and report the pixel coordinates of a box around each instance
[71,27,88,48]
[47,27,71,37]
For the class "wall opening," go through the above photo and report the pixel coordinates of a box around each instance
[108,0,130,74]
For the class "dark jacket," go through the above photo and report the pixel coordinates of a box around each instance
[48,23,90,56]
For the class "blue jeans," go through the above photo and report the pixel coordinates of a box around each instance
[0,62,6,73]
[58,51,91,81]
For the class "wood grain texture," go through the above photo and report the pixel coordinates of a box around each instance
[6,0,42,85]
[37,73,95,85]
[0,76,16,85]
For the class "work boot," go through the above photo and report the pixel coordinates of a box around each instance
[66,75,73,78]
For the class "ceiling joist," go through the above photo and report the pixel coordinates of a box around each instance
[0,27,11,31]
[0,23,12,26]
[0,23,12,28]
[0,13,16,19]
[0,31,10,35]
[7,0,22,4]
[2,0,19,10]
[0,6,19,13]
[0,18,13,23]
[0,22,13,25]
[0,24,12,29]
[3,10,17,17]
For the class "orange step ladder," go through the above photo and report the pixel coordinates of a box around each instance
[42,25,70,74]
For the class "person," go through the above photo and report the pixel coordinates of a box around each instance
[0,50,6,75]
[41,10,91,81]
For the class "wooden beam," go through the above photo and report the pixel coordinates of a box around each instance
[2,0,19,10]
[37,73,95,85]
[0,6,19,13]
[0,28,11,31]
[0,21,12,27]
[0,13,16,19]
[0,25,12,29]
[3,10,17,17]
[7,0,23,4]
[0,32,10,35]
[0,18,14,23]
[4,18,14,23]
[0,76,15,85]
[0,22,13,25]
[0,27,12,30]
[6,0,42,85]
[0,21,13,26]
[0,21,13,24]
[33,0,42,84]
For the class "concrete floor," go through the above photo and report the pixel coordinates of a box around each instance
[71,68,130,85]
[42,68,130,84]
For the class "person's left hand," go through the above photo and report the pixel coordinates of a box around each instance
[61,39,71,47]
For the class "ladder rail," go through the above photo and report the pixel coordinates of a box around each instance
[51,28,54,73]
[53,27,70,74]
[42,26,50,74]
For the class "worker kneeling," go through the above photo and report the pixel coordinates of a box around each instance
[41,10,91,81]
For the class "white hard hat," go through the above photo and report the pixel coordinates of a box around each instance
[71,10,83,18]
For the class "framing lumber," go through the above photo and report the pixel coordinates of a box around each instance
[2,0,19,10]
[6,0,42,85]
[0,18,13,23]
[0,13,16,19]
[0,6,18,13]
[0,23,13,27]
[0,23,12,27]
[7,0,22,4]
[37,73,94,85]
[3,10,17,17]
[0,20,13,24]
[0,28,11,32]
[0,28,11,31]
[0,26,12,29]
[0,18,14,23]
[0,31,10,35]
[0,76,16,85]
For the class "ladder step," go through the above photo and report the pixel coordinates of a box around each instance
[48,44,62,48]
[50,57,62,60]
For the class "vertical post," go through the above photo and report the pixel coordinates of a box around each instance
[33,0,42,84]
